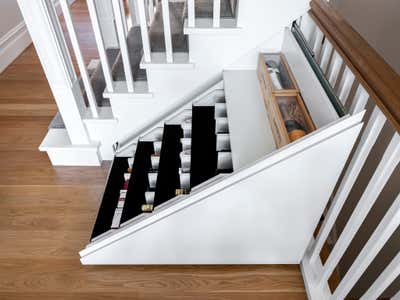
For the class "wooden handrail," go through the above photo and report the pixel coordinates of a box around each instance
[310,0,400,132]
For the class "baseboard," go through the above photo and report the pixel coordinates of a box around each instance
[0,0,77,74]
[0,22,31,73]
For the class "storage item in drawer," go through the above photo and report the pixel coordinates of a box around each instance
[216,117,229,133]
[215,103,227,118]
[180,138,191,151]
[153,141,162,154]
[179,171,191,191]
[217,152,233,171]
[181,117,192,138]
[148,172,158,189]
[180,150,191,172]
[216,133,231,151]
[257,53,316,148]
[145,191,155,204]
[150,154,160,170]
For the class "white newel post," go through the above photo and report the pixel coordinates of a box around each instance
[17,0,90,145]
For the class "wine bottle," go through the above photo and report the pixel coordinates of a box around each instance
[175,188,188,196]
[266,60,283,90]
[141,204,153,212]
[181,117,192,138]
[278,99,307,141]
[150,154,160,170]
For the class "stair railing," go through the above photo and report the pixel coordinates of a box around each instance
[296,1,400,299]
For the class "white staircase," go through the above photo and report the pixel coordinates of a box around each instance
[17,0,311,165]
[79,30,365,262]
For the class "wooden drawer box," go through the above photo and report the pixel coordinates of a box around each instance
[257,53,316,148]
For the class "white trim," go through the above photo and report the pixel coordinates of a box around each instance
[0,22,31,73]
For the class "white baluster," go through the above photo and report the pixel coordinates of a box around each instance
[87,0,114,92]
[119,0,129,32]
[60,0,99,118]
[361,250,400,300]
[148,0,155,23]
[312,28,324,59]
[326,51,343,87]
[137,0,152,62]
[309,106,386,264]
[112,0,135,92]
[319,39,334,74]
[161,0,173,62]
[392,289,400,300]
[188,0,195,27]
[337,66,356,106]
[350,84,370,114]
[333,193,400,300]
[318,133,400,285]
[213,0,221,27]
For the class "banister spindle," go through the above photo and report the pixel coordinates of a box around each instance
[360,250,400,300]
[333,193,400,300]
[137,0,152,62]
[309,106,386,265]
[326,51,343,87]
[161,0,173,62]
[60,0,99,118]
[213,0,221,27]
[87,0,114,92]
[188,0,195,27]
[112,0,135,92]
[318,133,400,285]
[337,66,356,106]
[148,0,155,23]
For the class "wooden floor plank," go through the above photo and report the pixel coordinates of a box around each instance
[0,0,307,298]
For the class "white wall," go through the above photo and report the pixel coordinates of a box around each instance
[0,0,31,73]
[331,0,400,75]
[0,0,23,38]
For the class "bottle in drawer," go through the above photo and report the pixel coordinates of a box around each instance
[217,152,233,171]
[153,141,162,155]
[148,172,158,189]
[215,103,227,118]
[216,117,229,133]
[145,191,155,205]
[216,134,231,151]
[180,138,191,151]
[180,150,191,172]
[150,154,160,170]
[181,117,192,138]
[257,52,316,148]
[111,208,123,228]
[179,171,191,191]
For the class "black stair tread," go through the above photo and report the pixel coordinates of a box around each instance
[153,125,183,207]
[149,2,188,53]
[121,141,154,224]
[112,26,148,82]
[91,157,129,240]
[190,105,218,188]
[184,0,236,19]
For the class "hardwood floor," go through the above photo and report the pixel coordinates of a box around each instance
[0,1,306,299]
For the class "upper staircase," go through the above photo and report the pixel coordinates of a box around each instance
[16,0,400,298]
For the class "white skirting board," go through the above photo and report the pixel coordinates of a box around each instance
[0,22,31,73]
[80,112,364,264]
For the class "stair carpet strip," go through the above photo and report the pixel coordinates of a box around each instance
[90,100,233,241]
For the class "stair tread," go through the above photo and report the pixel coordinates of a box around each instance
[184,0,236,19]
[150,2,188,53]
[112,27,148,82]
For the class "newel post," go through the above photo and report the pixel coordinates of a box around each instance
[16,0,91,145]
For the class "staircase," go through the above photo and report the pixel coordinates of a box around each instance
[16,0,400,298]
[91,88,233,240]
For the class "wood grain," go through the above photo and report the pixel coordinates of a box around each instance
[310,0,400,132]
[0,0,306,299]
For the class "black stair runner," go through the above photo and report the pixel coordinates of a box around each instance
[120,141,154,224]
[190,105,218,188]
[153,125,183,207]
[90,157,128,240]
